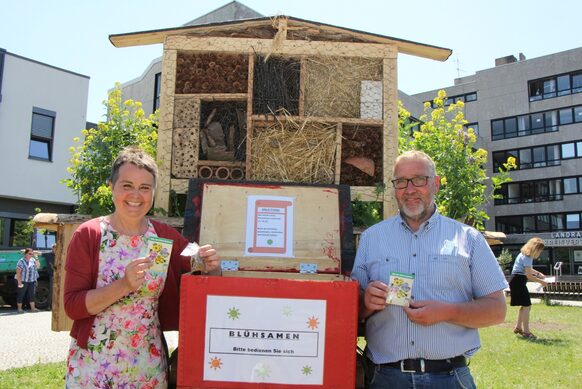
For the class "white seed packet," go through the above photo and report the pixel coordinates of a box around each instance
[386,271,415,307]
[180,242,203,272]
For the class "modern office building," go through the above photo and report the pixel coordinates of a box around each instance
[411,47,582,275]
[0,48,89,249]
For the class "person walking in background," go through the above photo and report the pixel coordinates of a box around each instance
[15,248,40,313]
[351,150,507,389]
[43,243,56,310]
[64,147,221,388]
[509,237,548,339]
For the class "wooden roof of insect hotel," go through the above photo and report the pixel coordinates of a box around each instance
[109,15,452,61]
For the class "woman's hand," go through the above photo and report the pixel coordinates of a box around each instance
[199,245,220,274]
[122,257,152,292]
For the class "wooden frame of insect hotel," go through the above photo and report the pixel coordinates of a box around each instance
[109,16,451,220]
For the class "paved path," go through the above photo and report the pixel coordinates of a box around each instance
[0,307,178,371]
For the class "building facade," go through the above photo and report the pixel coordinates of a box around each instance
[411,47,582,276]
[0,48,89,249]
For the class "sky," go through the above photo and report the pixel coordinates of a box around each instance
[1,0,580,124]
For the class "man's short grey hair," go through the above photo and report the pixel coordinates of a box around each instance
[393,150,437,177]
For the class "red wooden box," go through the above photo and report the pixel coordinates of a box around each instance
[178,275,358,388]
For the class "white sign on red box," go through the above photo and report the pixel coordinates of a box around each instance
[203,295,326,385]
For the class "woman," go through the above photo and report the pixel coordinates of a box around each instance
[509,237,547,339]
[15,248,40,313]
[64,147,220,388]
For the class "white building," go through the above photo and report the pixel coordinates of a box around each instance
[0,48,89,249]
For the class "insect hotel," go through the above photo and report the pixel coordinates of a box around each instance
[73,15,450,388]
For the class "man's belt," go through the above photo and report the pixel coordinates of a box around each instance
[382,355,467,373]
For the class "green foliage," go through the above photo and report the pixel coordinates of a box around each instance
[399,90,516,230]
[497,248,513,272]
[351,184,385,228]
[63,84,158,216]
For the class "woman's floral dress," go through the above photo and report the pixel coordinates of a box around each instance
[66,218,169,389]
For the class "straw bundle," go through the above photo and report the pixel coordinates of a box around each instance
[251,113,337,183]
[304,56,382,118]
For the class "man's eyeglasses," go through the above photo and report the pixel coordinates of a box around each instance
[391,176,432,189]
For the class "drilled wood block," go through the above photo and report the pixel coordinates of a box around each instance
[173,97,200,129]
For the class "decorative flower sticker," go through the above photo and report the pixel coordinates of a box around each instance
[282,305,292,317]
[209,357,222,370]
[301,365,313,376]
[227,307,240,320]
[306,316,319,330]
[254,363,271,379]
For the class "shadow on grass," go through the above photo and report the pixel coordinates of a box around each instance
[516,336,567,346]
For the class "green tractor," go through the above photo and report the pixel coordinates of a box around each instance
[0,250,51,309]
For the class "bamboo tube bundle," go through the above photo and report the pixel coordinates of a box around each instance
[304,56,382,118]
[250,112,337,184]
[175,52,248,94]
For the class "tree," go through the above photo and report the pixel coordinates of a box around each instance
[399,90,516,230]
[64,84,158,216]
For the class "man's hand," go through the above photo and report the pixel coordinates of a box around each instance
[360,281,388,319]
[403,300,450,326]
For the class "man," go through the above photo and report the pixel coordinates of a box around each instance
[44,244,56,310]
[351,150,507,388]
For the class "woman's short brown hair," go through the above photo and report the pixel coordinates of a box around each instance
[108,147,158,187]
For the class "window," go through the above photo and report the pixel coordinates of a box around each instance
[491,104,581,140]
[564,178,578,194]
[529,70,582,101]
[465,122,479,135]
[532,146,546,167]
[494,176,580,205]
[546,144,560,166]
[11,219,32,247]
[519,149,532,169]
[497,211,582,233]
[153,72,162,112]
[465,92,477,102]
[566,214,581,229]
[424,91,478,108]
[493,140,582,170]
[557,75,571,95]
[29,107,55,161]
[559,108,573,124]
[573,72,582,93]
[562,143,576,159]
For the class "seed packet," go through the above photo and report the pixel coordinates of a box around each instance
[386,271,414,307]
[180,241,203,273]
[146,236,173,275]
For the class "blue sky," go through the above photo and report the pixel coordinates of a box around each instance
[1,0,580,123]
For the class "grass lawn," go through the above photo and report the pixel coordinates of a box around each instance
[1,300,580,388]
[471,300,582,388]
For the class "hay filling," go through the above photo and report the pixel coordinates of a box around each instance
[251,113,337,184]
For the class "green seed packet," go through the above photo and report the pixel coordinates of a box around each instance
[386,271,414,307]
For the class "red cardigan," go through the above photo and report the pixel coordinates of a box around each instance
[64,217,190,349]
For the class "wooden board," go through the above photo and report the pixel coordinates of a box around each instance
[51,223,80,331]
[201,184,340,272]
[183,180,355,274]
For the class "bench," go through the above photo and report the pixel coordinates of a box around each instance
[537,281,582,301]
